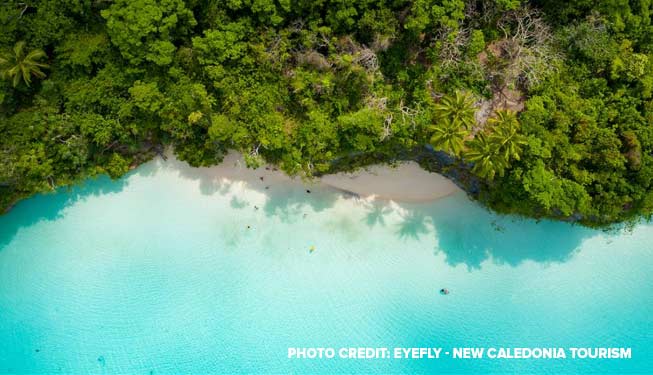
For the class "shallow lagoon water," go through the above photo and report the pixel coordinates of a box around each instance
[0,158,651,374]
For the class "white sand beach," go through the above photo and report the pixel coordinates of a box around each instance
[320,162,460,202]
[165,151,460,202]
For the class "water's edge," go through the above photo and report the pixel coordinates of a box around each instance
[0,155,651,374]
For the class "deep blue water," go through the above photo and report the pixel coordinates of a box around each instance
[0,158,651,374]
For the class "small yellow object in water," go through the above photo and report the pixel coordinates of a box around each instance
[309,245,315,252]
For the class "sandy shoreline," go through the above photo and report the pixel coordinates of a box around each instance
[165,151,460,203]
[320,162,460,202]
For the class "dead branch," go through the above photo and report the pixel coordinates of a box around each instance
[496,6,560,88]
[354,48,379,73]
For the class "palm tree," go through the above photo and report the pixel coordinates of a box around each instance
[487,110,527,162]
[464,133,508,180]
[434,91,476,129]
[0,41,49,87]
[429,118,467,157]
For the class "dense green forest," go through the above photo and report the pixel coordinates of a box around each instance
[1,0,653,225]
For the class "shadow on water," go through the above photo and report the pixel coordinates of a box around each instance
[166,148,599,270]
[0,155,609,270]
[356,195,599,269]
[364,203,393,228]
[0,174,128,251]
[402,195,598,269]
[395,210,430,240]
[162,155,339,223]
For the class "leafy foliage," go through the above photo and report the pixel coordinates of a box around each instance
[2,0,653,226]
[429,118,467,157]
[0,41,49,87]
[434,91,477,130]
[101,0,196,65]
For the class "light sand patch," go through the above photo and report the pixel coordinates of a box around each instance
[321,162,459,202]
[164,150,460,203]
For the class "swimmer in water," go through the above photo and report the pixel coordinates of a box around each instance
[439,288,450,295]
[309,245,315,253]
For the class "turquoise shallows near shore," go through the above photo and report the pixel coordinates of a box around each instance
[0,158,652,374]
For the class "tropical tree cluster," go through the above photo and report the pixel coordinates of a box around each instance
[429,92,526,180]
[2,0,653,225]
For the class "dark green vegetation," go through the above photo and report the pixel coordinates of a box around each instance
[1,0,653,226]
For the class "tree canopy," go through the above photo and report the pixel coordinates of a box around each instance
[2,0,653,226]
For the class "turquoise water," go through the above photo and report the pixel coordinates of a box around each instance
[0,158,651,374]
